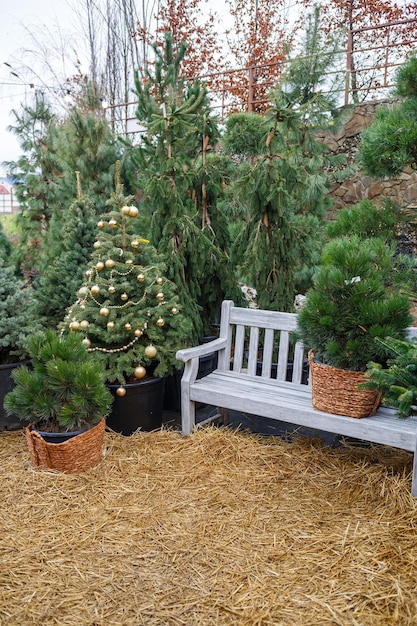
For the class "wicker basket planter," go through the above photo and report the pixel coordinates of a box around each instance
[25,418,106,473]
[308,351,381,418]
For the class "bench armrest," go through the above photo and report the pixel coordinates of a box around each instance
[176,337,229,363]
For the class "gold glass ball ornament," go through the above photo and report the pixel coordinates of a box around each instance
[121,205,131,216]
[125,259,133,265]
[116,386,126,397]
[105,259,115,269]
[156,292,164,301]
[78,286,89,298]
[107,321,115,329]
[156,277,163,285]
[121,292,128,301]
[69,320,80,331]
[91,284,100,295]
[97,220,105,229]
[156,317,165,327]
[128,206,138,217]
[93,241,101,249]
[145,345,157,358]
[108,285,116,294]
[131,240,139,249]
[171,307,179,315]
[82,338,91,348]
[134,329,143,337]
[134,366,146,379]
[96,261,105,271]
[85,269,94,278]
[108,219,118,228]
[80,320,89,329]
[137,273,145,282]
[125,322,132,331]
[100,307,110,317]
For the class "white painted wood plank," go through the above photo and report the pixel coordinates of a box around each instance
[292,340,305,384]
[277,331,290,381]
[262,328,275,378]
[247,326,260,376]
[233,325,246,373]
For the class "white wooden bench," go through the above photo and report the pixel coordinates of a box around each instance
[176,300,417,497]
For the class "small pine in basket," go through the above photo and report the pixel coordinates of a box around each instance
[296,235,413,372]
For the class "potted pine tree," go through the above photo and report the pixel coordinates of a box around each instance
[296,235,412,417]
[61,165,192,435]
[3,330,112,472]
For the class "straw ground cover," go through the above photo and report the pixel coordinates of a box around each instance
[1,425,417,625]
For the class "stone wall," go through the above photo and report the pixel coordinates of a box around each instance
[316,101,417,216]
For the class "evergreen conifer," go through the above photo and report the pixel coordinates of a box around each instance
[131,32,239,341]
[61,165,192,393]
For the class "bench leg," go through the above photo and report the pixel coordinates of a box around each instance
[220,407,229,426]
[412,446,417,498]
[181,394,196,436]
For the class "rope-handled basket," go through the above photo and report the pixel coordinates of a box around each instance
[308,351,381,418]
[25,418,106,473]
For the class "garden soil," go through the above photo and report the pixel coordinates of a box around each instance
[1,424,417,625]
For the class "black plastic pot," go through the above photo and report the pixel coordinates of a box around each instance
[107,376,165,435]
[31,425,86,444]
[0,360,31,431]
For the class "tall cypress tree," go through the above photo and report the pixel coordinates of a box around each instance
[131,32,239,342]
[224,8,347,312]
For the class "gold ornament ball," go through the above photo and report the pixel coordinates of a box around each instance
[156,292,164,301]
[125,259,133,265]
[108,285,116,293]
[134,329,143,337]
[145,345,157,358]
[171,307,178,315]
[116,386,126,397]
[156,277,163,285]
[82,338,91,348]
[69,321,80,331]
[128,206,138,217]
[131,240,139,249]
[107,321,115,329]
[93,241,101,249]
[156,318,165,327]
[120,205,131,215]
[97,220,105,229]
[91,284,100,295]
[134,366,146,379]
[121,292,128,301]
[96,261,105,271]
[137,273,145,282]
[105,259,115,268]
[100,307,110,317]
[125,322,132,331]
[85,269,93,277]
[78,286,89,297]
[108,219,118,228]
[80,320,89,329]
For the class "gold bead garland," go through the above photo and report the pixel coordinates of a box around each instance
[87,335,141,353]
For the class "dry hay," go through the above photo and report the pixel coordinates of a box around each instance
[1,425,417,626]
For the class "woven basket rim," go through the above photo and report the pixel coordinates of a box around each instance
[308,349,367,375]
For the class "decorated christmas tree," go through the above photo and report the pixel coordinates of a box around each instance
[61,164,192,397]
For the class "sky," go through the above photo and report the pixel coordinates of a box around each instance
[0,0,232,178]
[0,1,77,176]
